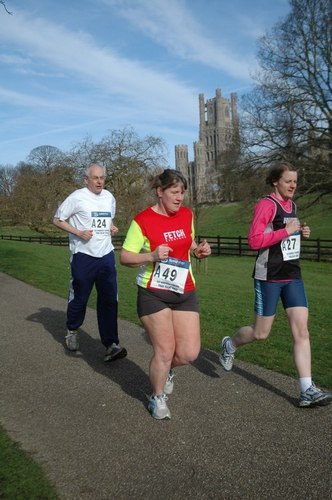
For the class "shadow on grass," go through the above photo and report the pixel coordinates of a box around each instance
[194,348,298,406]
[26,307,150,409]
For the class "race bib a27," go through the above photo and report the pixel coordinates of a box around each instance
[281,232,301,261]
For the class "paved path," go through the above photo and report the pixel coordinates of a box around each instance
[0,272,331,499]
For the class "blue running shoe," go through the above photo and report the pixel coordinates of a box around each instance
[298,384,332,407]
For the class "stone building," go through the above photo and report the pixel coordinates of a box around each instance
[175,88,239,203]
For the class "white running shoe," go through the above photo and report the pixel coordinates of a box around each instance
[65,330,79,351]
[148,394,171,420]
[219,336,235,371]
[164,370,175,395]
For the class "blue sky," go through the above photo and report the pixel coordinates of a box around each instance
[0,0,291,168]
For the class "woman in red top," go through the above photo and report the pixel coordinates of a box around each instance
[120,169,211,420]
[219,160,331,408]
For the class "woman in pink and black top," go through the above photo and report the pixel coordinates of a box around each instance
[219,160,331,408]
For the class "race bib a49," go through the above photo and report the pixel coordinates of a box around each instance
[150,257,190,294]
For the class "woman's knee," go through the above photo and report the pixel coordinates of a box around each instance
[174,345,200,365]
[252,329,270,341]
[252,317,274,341]
[292,327,310,343]
[152,346,175,365]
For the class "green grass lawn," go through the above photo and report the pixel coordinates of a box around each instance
[0,424,58,499]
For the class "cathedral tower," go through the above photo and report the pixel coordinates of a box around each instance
[175,88,239,203]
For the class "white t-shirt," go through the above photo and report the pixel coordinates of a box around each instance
[54,187,116,258]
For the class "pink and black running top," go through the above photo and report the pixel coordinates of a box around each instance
[250,194,302,281]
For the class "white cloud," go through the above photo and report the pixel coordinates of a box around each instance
[0,53,31,65]
[100,0,255,79]
[0,86,58,107]
[0,10,198,121]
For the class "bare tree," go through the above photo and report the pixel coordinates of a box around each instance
[1,127,166,232]
[27,145,65,174]
[241,0,332,197]
[0,165,16,197]
[214,131,243,202]
[68,126,167,227]
[0,165,16,228]
[8,163,77,232]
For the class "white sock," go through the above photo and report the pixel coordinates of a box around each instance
[299,377,312,393]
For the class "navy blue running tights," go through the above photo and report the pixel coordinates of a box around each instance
[67,251,118,347]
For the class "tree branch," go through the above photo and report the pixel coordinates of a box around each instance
[0,1,12,15]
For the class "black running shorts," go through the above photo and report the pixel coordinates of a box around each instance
[137,286,199,317]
